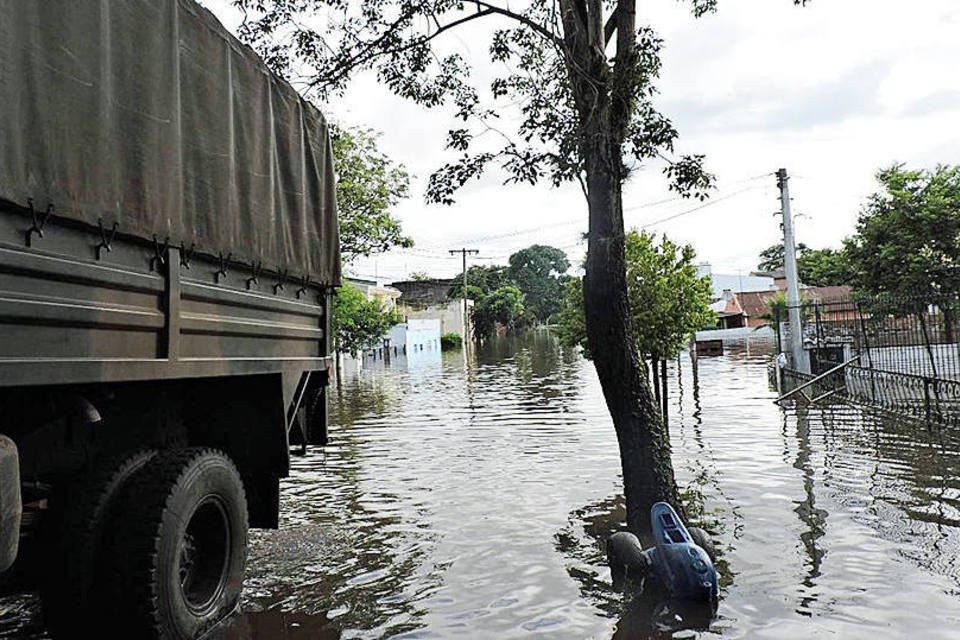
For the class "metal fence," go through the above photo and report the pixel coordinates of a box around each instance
[776,294,960,426]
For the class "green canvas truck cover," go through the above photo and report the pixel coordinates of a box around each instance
[0,0,340,285]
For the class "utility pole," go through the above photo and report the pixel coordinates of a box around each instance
[449,248,479,352]
[777,168,808,373]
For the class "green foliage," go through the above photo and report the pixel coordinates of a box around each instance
[754,290,812,332]
[447,265,512,300]
[557,278,589,357]
[757,242,809,272]
[558,231,714,359]
[845,164,960,312]
[506,245,571,323]
[757,243,853,287]
[440,332,462,350]
[409,271,431,281]
[472,286,525,343]
[330,124,412,263]
[331,282,403,357]
[799,248,854,287]
[234,0,720,206]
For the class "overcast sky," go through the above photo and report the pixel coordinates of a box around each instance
[203,0,960,283]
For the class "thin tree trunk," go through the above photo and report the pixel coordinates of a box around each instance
[582,149,679,534]
[661,357,669,436]
[651,355,661,409]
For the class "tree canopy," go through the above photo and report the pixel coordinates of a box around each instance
[507,245,571,323]
[757,242,809,273]
[845,164,960,308]
[447,265,513,300]
[472,285,526,342]
[331,124,412,263]
[757,242,853,287]
[331,282,403,357]
[559,231,714,360]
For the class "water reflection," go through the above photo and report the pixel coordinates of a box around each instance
[791,405,828,615]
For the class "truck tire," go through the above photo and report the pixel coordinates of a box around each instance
[0,435,20,575]
[106,448,248,639]
[41,448,156,638]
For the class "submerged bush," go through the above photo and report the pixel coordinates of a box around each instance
[441,333,462,350]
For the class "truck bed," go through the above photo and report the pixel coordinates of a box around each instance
[0,199,332,390]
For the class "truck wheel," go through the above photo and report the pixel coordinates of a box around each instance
[107,448,248,639]
[41,449,156,638]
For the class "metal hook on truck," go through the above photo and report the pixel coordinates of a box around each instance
[0,1,340,637]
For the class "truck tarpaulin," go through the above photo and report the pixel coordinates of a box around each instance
[0,0,340,285]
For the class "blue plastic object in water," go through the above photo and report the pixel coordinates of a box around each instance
[644,502,719,606]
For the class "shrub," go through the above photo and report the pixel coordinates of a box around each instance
[441,333,462,350]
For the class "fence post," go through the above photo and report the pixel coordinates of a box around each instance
[775,306,783,355]
[924,377,932,426]
[856,300,877,404]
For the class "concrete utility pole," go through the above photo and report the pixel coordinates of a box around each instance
[449,248,479,352]
[777,168,808,373]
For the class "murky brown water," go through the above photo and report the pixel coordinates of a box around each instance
[4,332,960,638]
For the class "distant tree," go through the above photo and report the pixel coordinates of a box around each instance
[846,164,960,304]
[506,245,571,324]
[447,265,512,300]
[472,286,525,343]
[757,242,809,273]
[331,282,403,358]
[798,248,854,287]
[332,125,412,263]
[757,243,853,287]
[409,271,431,281]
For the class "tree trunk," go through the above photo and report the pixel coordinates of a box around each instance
[661,357,669,436]
[582,149,680,534]
[651,356,661,410]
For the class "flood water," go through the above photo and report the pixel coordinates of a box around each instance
[4,332,960,638]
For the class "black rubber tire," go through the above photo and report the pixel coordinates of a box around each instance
[104,448,248,640]
[688,526,718,563]
[40,449,157,639]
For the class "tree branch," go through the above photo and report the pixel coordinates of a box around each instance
[473,1,563,46]
[604,7,618,45]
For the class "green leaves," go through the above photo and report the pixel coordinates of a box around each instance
[331,282,403,357]
[845,164,960,309]
[234,0,716,205]
[471,285,525,342]
[330,124,412,262]
[558,230,714,360]
[506,245,571,324]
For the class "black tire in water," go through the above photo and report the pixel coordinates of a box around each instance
[106,448,249,639]
[41,449,157,638]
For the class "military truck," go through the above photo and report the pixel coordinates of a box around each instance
[0,1,339,637]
